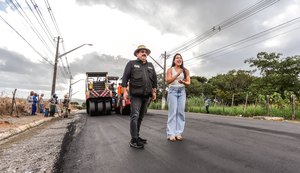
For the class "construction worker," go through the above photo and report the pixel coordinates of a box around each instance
[62,94,70,118]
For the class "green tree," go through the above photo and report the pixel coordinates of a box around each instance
[186,77,202,97]
[155,73,164,99]
[245,52,300,98]
[209,70,255,105]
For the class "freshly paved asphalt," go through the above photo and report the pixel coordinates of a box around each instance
[61,109,300,173]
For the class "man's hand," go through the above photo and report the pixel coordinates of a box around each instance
[123,88,128,101]
[152,92,156,101]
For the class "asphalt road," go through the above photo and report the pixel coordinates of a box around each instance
[61,109,300,173]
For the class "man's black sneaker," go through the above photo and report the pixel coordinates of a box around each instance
[129,139,144,149]
[138,137,147,144]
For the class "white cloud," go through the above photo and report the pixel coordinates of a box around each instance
[264,39,280,48]
[1,0,300,100]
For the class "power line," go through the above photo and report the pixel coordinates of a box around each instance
[197,26,300,66]
[167,0,280,56]
[184,17,300,67]
[8,0,54,55]
[31,0,54,39]
[31,0,55,43]
[44,0,72,77]
[44,0,62,37]
[61,40,72,78]
[0,14,53,65]
[25,0,55,47]
[59,57,70,78]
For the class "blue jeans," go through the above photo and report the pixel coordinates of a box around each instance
[167,86,186,138]
[40,104,44,113]
[130,96,149,139]
[32,103,37,115]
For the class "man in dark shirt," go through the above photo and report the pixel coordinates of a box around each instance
[122,45,157,149]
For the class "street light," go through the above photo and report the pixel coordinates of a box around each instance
[58,44,93,58]
[71,91,80,97]
[69,78,84,99]
[51,36,92,95]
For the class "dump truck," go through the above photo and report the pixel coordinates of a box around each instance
[85,72,113,115]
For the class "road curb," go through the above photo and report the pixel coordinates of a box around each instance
[0,117,55,141]
[253,116,284,121]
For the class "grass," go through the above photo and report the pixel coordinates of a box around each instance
[149,97,300,120]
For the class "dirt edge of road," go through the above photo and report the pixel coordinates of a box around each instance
[53,112,86,173]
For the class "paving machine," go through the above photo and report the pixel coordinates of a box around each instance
[85,72,113,115]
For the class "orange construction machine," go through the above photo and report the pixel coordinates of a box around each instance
[115,82,131,115]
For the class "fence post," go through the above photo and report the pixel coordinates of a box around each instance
[243,93,248,114]
[11,88,18,117]
[254,98,258,115]
[222,99,225,114]
[266,95,270,116]
[214,97,216,107]
[231,94,235,107]
[291,95,295,120]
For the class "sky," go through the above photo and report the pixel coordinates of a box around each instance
[0,0,300,100]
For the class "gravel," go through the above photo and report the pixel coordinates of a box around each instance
[0,111,85,173]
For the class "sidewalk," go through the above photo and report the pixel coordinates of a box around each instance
[0,113,56,141]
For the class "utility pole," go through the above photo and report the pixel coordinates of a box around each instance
[68,77,72,99]
[50,36,92,96]
[161,51,167,110]
[51,36,60,96]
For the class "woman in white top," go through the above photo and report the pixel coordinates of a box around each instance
[166,53,190,141]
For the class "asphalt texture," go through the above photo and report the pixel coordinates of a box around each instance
[61,110,300,173]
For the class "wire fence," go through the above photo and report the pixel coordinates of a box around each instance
[149,95,300,120]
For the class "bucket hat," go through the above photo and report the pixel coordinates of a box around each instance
[134,45,151,57]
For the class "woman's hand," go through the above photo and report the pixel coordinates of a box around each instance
[178,79,185,84]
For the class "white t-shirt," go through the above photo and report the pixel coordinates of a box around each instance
[169,67,185,87]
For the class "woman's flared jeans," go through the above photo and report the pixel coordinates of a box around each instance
[167,87,186,137]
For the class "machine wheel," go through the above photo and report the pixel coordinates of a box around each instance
[86,101,89,114]
[97,101,104,114]
[105,101,111,115]
[89,101,95,116]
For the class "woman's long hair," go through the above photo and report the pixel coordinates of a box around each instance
[171,53,186,79]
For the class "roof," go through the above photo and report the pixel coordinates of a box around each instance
[86,72,108,77]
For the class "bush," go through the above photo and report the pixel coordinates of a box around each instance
[0,97,28,116]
